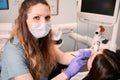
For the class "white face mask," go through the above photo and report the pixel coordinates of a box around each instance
[29,23,51,38]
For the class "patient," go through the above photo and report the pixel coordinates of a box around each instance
[71,49,120,80]
[83,49,120,80]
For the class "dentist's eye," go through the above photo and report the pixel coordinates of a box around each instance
[45,16,50,21]
[34,16,40,20]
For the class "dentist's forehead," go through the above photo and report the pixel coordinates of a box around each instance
[27,3,50,16]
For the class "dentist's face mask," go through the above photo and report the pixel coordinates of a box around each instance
[29,23,51,38]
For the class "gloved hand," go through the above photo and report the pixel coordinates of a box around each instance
[78,49,92,59]
[64,55,87,80]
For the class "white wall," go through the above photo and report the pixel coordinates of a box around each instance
[51,0,77,24]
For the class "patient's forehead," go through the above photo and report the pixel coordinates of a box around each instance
[87,50,103,70]
[92,50,103,55]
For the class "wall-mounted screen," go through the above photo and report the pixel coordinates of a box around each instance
[77,0,120,24]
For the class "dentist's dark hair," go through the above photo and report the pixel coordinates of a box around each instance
[83,49,120,80]
[10,0,56,80]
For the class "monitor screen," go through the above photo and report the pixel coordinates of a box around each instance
[81,0,116,16]
[77,0,120,24]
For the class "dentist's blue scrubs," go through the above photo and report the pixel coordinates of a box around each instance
[1,36,48,80]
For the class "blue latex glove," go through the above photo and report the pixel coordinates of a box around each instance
[64,55,87,80]
[78,49,92,59]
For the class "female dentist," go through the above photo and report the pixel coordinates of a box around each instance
[1,0,91,80]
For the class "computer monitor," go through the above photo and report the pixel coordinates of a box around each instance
[77,0,120,24]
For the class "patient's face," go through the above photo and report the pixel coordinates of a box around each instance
[87,50,103,70]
